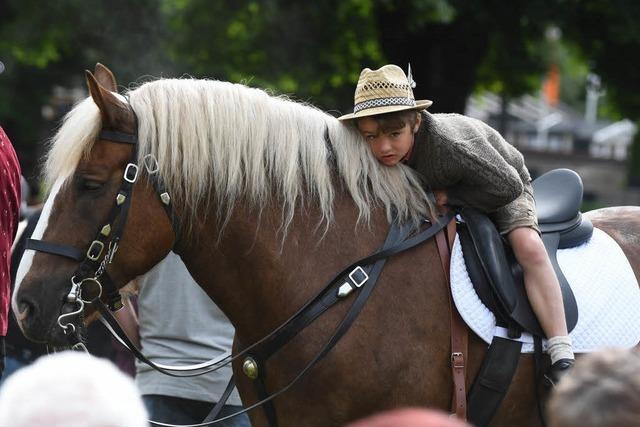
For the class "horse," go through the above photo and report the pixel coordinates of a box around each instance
[12,63,640,426]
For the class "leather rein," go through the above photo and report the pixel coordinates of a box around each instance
[25,105,455,426]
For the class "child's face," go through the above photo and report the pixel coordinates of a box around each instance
[357,116,416,166]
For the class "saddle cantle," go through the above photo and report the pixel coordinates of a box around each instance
[458,168,589,338]
[535,168,594,248]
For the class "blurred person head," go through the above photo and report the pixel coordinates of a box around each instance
[548,348,640,427]
[345,408,469,427]
[0,351,148,427]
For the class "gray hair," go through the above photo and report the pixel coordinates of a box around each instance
[547,348,640,427]
[0,351,148,427]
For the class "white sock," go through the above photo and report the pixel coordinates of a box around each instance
[547,335,575,364]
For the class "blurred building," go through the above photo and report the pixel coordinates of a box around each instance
[466,92,639,207]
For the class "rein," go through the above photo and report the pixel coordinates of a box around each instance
[25,104,455,425]
[96,212,453,427]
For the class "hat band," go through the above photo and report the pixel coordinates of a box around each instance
[353,97,416,114]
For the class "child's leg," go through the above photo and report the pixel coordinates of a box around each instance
[507,227,574,363]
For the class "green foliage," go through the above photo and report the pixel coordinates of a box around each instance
[1,0,639,181]
[558,0,640,119]
[474,1,556,98]
[165,0,384,109]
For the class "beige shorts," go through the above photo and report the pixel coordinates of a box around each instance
[490,183,540,235]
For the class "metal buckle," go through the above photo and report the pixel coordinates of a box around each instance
[124,163,139,183]
[86,240,104,261]
[451,352,465,368]
[142,154,159,174]
[349,266,369,288]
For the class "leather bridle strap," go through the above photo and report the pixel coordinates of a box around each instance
[26,128,139,308]
[24,239,84,261]
[23,108,179,312]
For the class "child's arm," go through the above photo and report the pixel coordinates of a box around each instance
[445,139,524,212]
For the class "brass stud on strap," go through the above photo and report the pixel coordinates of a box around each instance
[160,192,171,206]
[116,193,126,206]
[100,224,112,237]
[337,283,353,298]
[242,357,259,380]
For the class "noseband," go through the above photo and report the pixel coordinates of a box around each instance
[25,106,178,347]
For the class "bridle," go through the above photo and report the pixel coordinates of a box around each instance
[23,100,456,426]
[25,107,178,349]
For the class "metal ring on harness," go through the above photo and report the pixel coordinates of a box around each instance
[77,277,103,304]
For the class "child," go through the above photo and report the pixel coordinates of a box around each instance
[339,64,574,385]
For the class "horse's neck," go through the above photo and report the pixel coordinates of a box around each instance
[177,194,391,340]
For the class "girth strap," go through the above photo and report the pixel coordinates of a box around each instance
[467,336,523,427]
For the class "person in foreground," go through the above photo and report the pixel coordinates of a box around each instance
[547,348,640,427]
[345,407,470,427]
[0,351,148,427]
[338,64,574,384]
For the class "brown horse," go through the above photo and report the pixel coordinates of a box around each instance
[12,64,640,426]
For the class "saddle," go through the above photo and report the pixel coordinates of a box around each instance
[456,168,592,426]
[457,168,590,338]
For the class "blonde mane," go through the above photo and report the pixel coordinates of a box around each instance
[45,78,434,233]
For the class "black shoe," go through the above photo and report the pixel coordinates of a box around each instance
[544,358,575,388]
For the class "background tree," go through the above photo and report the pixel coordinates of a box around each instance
[0,0,172,185]
[1,0,639,182]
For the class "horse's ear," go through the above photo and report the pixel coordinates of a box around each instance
[85,70,130,130]
[94,63,118,93]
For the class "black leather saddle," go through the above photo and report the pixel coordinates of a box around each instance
[457,169,591,338]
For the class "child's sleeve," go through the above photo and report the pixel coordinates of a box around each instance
[445,137,524,212]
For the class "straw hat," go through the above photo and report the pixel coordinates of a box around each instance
[338,64,432,121]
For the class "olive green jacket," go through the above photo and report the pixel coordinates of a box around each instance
[408,112,530,213]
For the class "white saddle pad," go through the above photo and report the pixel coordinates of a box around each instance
[450,227,640,353]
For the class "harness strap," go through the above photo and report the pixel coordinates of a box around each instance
[202,377,236,423]
[435,218,468,420]
[103,212,454,427]
[248,221,411,426]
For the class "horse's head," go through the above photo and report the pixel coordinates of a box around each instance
[13,64,175,345]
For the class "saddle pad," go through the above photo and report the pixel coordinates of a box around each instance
[450,227,640,353]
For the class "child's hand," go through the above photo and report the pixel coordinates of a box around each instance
[434,190,449,213]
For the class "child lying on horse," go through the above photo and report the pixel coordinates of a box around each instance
[339,64,574,385]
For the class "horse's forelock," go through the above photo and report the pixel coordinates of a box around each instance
[45,98,102,187]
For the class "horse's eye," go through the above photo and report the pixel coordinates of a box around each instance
[81,180,104,191]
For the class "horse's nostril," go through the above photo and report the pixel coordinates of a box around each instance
[16,298,35,323]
